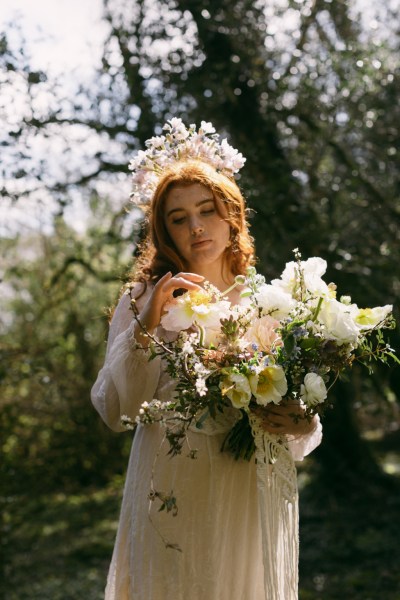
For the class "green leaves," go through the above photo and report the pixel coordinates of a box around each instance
[283,333,296,356]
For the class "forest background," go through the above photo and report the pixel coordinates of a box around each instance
[1,0,399,598]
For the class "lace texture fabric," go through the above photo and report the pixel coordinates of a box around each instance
[91,287,323,600]
[249,414,299,600]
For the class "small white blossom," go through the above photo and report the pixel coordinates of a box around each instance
[194,362,206,375]
[181,340,194,355]
[195,378,208,396]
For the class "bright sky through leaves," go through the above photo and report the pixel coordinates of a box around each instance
[0,0,108,75]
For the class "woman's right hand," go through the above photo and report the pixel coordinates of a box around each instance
[133,272,205,346]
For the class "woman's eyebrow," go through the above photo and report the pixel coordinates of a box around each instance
[166,198,214,217]
[196,197,214,206]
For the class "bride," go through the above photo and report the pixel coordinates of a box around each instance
[91,119,322,600]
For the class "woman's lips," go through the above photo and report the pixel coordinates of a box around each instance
[191,239,212,248]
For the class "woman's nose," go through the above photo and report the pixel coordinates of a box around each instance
[190,218,204,236]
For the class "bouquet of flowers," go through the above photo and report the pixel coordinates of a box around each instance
[124,250,397,463]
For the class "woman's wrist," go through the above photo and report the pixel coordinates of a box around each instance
[132,323,151,347]
[287,414,318,437]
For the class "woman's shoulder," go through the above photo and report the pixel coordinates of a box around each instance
[117,280,154,313]
[108,281,153,333]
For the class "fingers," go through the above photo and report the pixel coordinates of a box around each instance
[260,417,284,433]
[252,404,305,433]
[157,271,205,282]
[175,272,205,281]
[157,272,205,296]
[250,406,284,431]
[251,402,312,435]
[267,402,305,419]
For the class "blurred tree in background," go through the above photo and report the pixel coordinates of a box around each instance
[1,1,399,598]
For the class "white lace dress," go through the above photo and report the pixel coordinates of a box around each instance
[91,287,322,600]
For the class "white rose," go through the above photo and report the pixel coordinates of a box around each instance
[254,284,296,319]
[300,373,327,407]
[317,297,360,346]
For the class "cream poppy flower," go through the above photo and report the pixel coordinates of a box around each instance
[219,371,252,409]
[317,297,360,346]
[249,365,288,406]
[353,305,392,330]
[161,290,231,332]
[272,256,330,299]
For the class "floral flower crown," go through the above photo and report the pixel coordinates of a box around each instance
[129,118,246,208]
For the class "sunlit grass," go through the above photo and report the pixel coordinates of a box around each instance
[2,455,400,599]
[2,480,123,600]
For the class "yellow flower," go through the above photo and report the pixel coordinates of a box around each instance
[249,365,288,406]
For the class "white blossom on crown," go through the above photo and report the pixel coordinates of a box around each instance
[129,119,246,207]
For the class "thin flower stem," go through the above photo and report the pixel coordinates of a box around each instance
[326,370,340,393]
[128,293,174,355]
[221,279,239,297]
[312,296,323,322]
[148,431,182,552]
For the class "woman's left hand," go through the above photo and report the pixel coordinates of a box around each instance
[250,400,317,436]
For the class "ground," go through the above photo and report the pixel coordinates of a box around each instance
[2,439,400,600]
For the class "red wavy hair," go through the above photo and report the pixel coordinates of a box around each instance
[130,159,255,285]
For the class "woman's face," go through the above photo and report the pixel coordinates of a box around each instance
[164,183,231,275]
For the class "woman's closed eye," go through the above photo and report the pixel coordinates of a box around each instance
[171,209,215,225]
[172,216,186,225]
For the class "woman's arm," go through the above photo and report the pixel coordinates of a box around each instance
[91,286,162,431]
[91,273,205,431]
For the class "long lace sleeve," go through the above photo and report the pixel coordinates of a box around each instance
[286,415,323,462]
[91,286,161,432]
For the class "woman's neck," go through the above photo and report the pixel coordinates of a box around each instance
[191,263,234,294]
[188,263,245,304]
